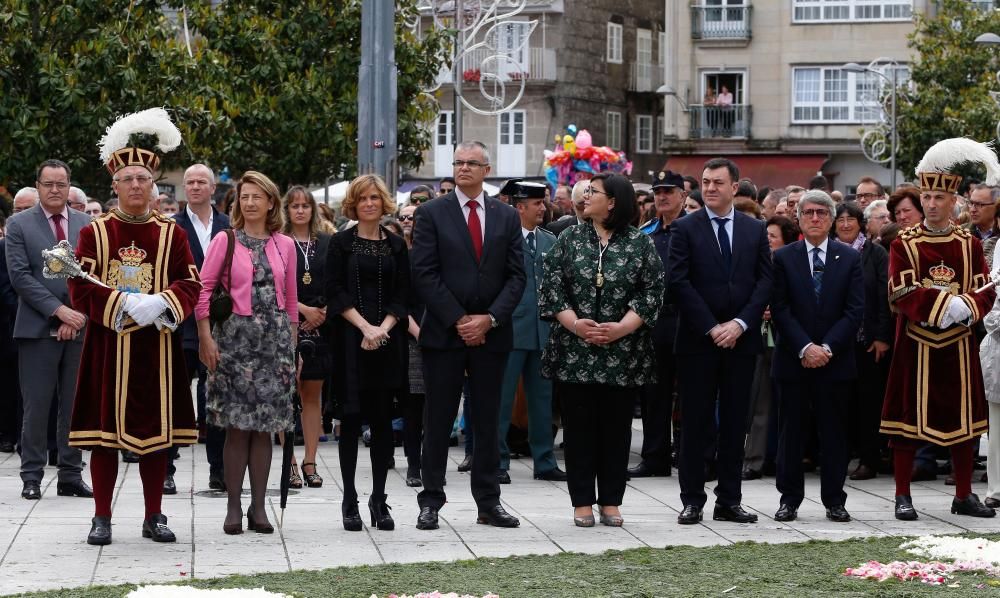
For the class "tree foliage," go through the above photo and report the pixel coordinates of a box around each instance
[896,0,1000,177]
[0,0,450,199]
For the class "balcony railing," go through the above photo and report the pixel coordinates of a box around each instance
[688,104,752,139]
[691,4,752,40]
[628,62,664,92]
[435,47,556,85]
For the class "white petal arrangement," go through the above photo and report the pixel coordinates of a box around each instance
[844,535,1000,586]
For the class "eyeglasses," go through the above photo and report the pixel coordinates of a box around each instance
[855,192,881,201]
[584,186,609,197]
[398,214,414,221]
[800,208,830,219]
[114,175,153,185]
[452,160,488,169]
[410,195,429,203]
[37,181,69,191]
[968,200,994,209]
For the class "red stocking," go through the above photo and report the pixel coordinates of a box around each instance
[893,446,915,497]
[950,439,975,500]
[90,448,119,518]
[138,450,169,519]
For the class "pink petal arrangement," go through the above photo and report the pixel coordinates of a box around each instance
[844,536,1000,585]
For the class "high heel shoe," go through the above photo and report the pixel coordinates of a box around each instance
[246,507,274,534]
[342,500,363,531]
[288,464,303,489]
[223,510,243,535]
[368,494,395,531]
[302,462,323,488]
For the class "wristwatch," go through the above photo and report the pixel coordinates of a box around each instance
[489,313,499,328]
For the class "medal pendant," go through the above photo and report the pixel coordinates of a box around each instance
[302,271,312,285]
[596,272,604,288]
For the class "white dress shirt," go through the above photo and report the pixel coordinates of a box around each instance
[456,187,487,240]
[187,205,213,258]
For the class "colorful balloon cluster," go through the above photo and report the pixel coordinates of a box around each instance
[543,124,632,190]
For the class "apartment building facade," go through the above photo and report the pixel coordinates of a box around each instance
[409,0,668,187]
[660,0,934,193]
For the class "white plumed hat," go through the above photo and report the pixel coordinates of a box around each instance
[914,137,1000,193]
[98,107,182,175]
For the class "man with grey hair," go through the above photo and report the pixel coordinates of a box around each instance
[770,189,864,523]
[545,179,588,236]
[864,199,890,240]
[966,184,1000,242]
[158,196,179,217]
[12,188,38,214]
[68,187,87,212]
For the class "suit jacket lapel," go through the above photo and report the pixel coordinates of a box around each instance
[698,209,726,274]
[68,210,85,246]
[446,195,478,264]
[481,197,498,265]
[796,241,815,299]
[33,207,57,245]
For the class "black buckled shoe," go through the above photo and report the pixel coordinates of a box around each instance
[342,500,363,532]
[416,506,439,530]
[87,516,112,546]
[713,504,758,523]
[677,505,703,525]
[951,493,997,518]
[825,505,851,522]
[142,513,176,542]
[894,495,918,521]
[162,475,177,495]
[21,481,41,500]
[774,504,797,522]
[476,505,520,527]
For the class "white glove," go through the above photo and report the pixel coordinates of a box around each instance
[129,294,169,328]
[940,296,972,328]
[123,294,142,316]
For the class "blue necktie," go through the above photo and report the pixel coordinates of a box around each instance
[526,231,535,254]
[713,217,731,271]
[812,247,824,299]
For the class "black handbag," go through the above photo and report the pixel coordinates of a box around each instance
[208,230,236,326]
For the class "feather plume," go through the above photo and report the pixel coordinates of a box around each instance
[915,137,1000,186]
[98,108,182,163]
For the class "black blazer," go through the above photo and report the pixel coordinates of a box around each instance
[859,239,891,346]
[0,239,17,357]
[668,208,772,355]
[770,239,865,381]
[173,207,231,352]
[410,192,526,352]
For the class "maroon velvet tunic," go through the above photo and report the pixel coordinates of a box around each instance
[881,224,994,446]
[68,210,201,454]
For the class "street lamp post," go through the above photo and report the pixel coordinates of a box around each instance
[844,61,898,189]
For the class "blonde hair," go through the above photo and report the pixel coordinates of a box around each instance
[281,185,321,237]
[342,174,396,220]
[231,171,284,232]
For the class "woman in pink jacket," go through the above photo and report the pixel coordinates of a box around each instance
[196,171,298,536]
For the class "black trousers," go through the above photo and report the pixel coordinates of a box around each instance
[637,343,677,470]
[677,350,756,508]
[558,381,635,507]
[404,392,425,472]
[849,341,889,469]
[418,347,507,511]
[185,350,224,475]
[777,379,849,508]
[0,348,20,444]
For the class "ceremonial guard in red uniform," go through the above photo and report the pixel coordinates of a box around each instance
[67,109,201,545]
[882,137,1000,520]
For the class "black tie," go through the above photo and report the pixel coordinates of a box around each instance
[812,247,824,299]
[526,231,535,254]
[713,217,731,271]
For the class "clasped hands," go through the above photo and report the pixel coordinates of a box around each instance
[939,296,972,329]
[53,305,86,341]
[572,319,627,345]
[709,320,744,349]
[123,293,168,328]
[801,343,832,369]
[360,323,390,351]
[456,314,492,346]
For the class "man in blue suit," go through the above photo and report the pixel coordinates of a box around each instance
[670,157,772,524]
[770,190,863,523]
[497,182,566,484]
[172,164,230,492]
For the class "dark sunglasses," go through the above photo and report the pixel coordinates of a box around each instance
[410,195,429,203]
[398,214,414,221]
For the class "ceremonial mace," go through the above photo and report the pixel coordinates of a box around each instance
[41,240,110,288]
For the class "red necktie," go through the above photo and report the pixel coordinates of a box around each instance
[467,200,483,261]
[51,213,66,242]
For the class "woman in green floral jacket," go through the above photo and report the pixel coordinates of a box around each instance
[539,173,663,528]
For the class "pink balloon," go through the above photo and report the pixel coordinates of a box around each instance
[576,130,593,150]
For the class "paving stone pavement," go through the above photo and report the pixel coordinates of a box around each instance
[0,424,998,595]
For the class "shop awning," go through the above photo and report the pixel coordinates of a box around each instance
[662,154,830,191]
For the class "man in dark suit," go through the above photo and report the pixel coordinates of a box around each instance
[497,181,565,484]
[172,164,231,492]
[545,180,587,236]
[411,141,526,530]
[5,160,93,500]
[630,170,686,478]
[770,190,864,523]
[670,157,772,524]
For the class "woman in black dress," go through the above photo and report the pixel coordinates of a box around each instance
[327,174,409,531]
[282,185,332,488]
